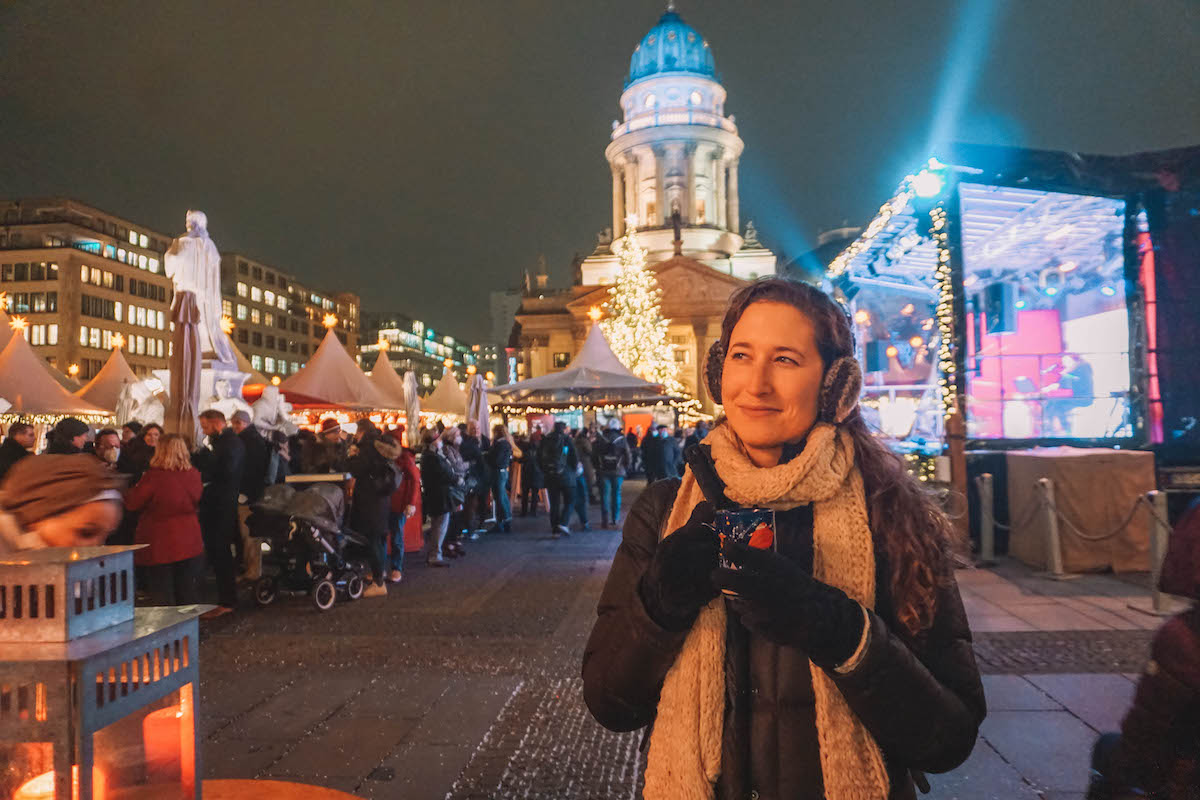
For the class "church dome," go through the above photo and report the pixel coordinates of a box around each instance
[626,7,716,88]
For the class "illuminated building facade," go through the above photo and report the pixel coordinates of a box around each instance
[0,197,173,379]
[359,312,488,392]
[219,253,360,382]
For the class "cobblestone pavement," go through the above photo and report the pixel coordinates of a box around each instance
[197,480,1157,798]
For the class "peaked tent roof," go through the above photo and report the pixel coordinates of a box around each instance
[0,305,13,352]
[367,350,407,409]
[233,343,269,385]
[75,346,139,411]
[0,332,110,418]
[279,328,394,410]
[489,323,670,406]
[422,370,468,416]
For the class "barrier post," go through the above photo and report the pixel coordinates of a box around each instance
[976,473,996,566]
[1149,490,1169,614]
[1039,478,1065,576]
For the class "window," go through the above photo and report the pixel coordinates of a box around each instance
[222,299,233,317]
[265,335,275,348]
[89,327,100,348]
[138,255,147,270]
[29,324,46,345]
[291,361,299,373]
[237,329,248,343]
[236,304,248,321]
[48,262,58,280]
[277,295,287,310]
[553,352,571,369]
[115,300,122,320]
[674,349,689,363]
[47,324,58,345]
[118,248,126,262]
[265,272,275,285]
[265,357,276,373]
[252,267,263,280]
[252,333,263,347]
[102,270,114,288]
[264,290,275,306]
[148,258,159,273]
[301,343,309,356]
[30,262,44,280]
[129,230,138,245]
[644,93,657,109]
[251,286,262,302]
[238,261,249,275]
[138,233,148,248]
[136,306,146,327]
[690,90,702,106]
[157,339,165,357]
[90,266,102,286]
[278,338,288,352]
[81,264,89,282]
[236,282,248,297]
[250,309,261,324]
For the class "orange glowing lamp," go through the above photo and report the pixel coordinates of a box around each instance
[109,333,126,350]
[466,364,477,375]
[219,315,235,335]
[377,337,390,351]
[853,310,870,325]
[909,336,924,348]
[322,313,338,329]
[587,306,602,322]
[9,315,28,334]
[886,345,899,358]
[271,376,281,386]
[68,363,81,377]
[13,765,108,800]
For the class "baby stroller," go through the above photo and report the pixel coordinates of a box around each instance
[248,482,370,611]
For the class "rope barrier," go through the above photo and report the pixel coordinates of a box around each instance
[973,474,1157,543]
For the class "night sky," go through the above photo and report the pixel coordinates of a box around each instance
[2,1,1196,342]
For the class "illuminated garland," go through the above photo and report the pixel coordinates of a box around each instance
[828,187,915,278]
[903,452,939,483]
[930,205,958,420]
[495,398,703,417]
[0,412,114,426]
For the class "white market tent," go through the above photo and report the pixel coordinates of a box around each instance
[367,349,408,409]
[279,328,393,411]
[422,370,468,417]
[75,346,138,412]
[0,330,110,419]
[489,323,672,409]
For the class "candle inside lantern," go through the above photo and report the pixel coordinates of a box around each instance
[141,686,194,795]
[13,765,107,800]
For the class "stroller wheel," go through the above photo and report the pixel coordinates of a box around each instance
[344,573,364,601]
[312,578,337,612]
[254,576,278,607]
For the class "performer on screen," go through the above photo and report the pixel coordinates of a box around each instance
[1042,353,1095,435]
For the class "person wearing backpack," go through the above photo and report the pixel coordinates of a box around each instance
[538,421,578,538]
[593,418,631,530]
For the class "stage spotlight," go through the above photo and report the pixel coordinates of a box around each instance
[1015,299,1027,309]
[912,168,946,199]
[1101,285,1117,297]
[1044,286,1058,296]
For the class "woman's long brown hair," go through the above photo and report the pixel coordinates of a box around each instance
[713,277,955,637]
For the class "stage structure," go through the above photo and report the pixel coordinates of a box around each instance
[829,143,1200,561]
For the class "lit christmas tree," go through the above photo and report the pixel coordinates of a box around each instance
[601,222,685,395]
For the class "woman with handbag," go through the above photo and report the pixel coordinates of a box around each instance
[582,278,985,799]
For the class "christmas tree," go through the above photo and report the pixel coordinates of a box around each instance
[601,224,684,395]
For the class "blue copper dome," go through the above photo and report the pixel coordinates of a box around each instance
[626,8,716,88]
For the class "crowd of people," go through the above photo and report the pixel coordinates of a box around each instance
[0,409,712,619]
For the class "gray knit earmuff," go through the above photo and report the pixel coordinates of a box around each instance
[704,342,862,425]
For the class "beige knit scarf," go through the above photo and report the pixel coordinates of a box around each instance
[643,421,890,800]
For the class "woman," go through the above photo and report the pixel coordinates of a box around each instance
[124,434,205,606]
[441,426,469,557]
[117,422,162,485]
[459,420,490,537]
[582,278,985,799]
[487,424,518,533]
[0,454,125,552]
[386,427,421,583]
[520,429,547,517]
[420,429,457,567]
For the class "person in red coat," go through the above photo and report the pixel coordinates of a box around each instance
[125,433,205,606]
[387,426,422,584]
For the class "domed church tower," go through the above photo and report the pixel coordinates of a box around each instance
[580,3,776,284]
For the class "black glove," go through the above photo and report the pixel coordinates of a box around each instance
[712,541,866,670]
[638,502,720,631]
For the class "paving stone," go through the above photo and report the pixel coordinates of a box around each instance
[973,630,1153,674]
[1024,674,1136,732]
[219,673,367,740]
[970,613,1037,632]
[367,743,475,800]
[1006,602,1116,631]
[982,675,1062,711]
[337,672,449,720]
[924,738,1041,800]
[202,737,291,779]
[980,710,1097,793]
[411,675,522,745]
[266,715,419,778]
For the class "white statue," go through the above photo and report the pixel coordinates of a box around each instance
[206,377,252,423]
[116,380,166,427]
[164,210,236,366]
[252,385,298,436]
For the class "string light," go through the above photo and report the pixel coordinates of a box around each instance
[601,224,688,398]
[930,205,959,421]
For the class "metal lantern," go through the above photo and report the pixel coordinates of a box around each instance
[0,546,207,800]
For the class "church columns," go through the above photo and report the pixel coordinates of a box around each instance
[654,147,665,226]
[714,150,727,231]
[727,159,740,235]
[611,163,625,239]
[684,143,696,222]
[624,155,639,227]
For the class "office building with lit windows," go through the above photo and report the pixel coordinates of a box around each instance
[358,312,488,393]
[0,198,173,379]
[219,253,360,381]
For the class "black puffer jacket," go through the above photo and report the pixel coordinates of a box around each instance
[582,479,986,800]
